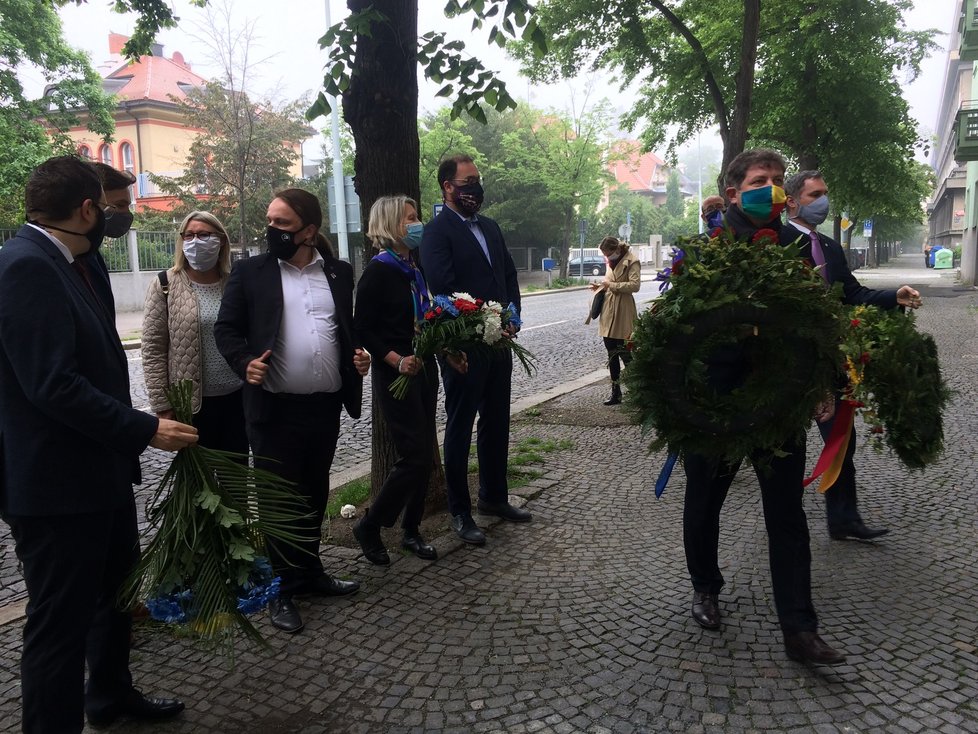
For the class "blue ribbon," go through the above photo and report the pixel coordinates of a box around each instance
[654,452,679,498]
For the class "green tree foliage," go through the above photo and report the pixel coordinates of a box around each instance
[517,0,935,223]
[665,169,684,219]
[0,0,115,223]
[150,82,310,252]
[418,108,479,212]
[513,0,760,182]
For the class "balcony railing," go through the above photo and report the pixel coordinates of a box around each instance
[954,101,978,162]
[961,0,978,60]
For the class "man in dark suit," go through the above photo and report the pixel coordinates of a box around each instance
[215,188,368,634]
[781,170,922,540]
[682,149,846,665]
[0,156,198,732]
[419,154,528,546]
[80,162,138,317]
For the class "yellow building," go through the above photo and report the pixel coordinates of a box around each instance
[61,33,305,213]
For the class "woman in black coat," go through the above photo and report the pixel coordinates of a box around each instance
[352,195,462,564]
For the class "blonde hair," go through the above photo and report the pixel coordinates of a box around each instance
[173,211,232,276]
[367,195,417,250]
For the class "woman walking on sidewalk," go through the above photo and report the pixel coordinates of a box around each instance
[587,236,641,405]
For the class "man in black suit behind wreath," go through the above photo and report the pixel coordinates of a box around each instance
[420,154,529,545]
[780,170,922,541]
[0,156,199,732]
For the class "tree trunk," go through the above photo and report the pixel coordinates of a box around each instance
[344,1,447,514]
[558,207,574,279]
[718,0,760,189]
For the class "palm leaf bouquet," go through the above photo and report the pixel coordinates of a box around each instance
[124,380,311,649]
[389,292,535,399]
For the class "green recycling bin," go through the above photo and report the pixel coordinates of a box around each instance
[934,248,954,269]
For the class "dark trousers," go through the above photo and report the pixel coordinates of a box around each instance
[366,359,439,531]
[247,391,342,598]
[816,398,862,530]
[195,389,248,455]
[6,499,139,733]
[603,337,632,381]
[440,350,512,517]
[682,437,818,633]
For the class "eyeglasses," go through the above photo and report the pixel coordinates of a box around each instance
[450,176,481,186]
[181,231,220,242]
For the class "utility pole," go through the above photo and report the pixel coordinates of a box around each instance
[324,0,349,261]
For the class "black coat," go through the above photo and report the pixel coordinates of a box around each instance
[779,221,898,308]
[419,207,521,310]
[0,225,158,517]
[214,250,363,422]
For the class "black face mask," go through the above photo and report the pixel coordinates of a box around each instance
[28,202,107,253]
[103,209,134,239]
[266,225,304,260]
[452,182,484,217]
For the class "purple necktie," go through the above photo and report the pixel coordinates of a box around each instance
[809,231,828,281]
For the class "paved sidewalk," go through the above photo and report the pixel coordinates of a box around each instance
[0,256,975,732]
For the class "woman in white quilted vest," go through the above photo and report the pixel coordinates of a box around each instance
[141,211,247,454]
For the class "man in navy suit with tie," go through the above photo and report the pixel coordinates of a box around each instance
[420,154,529,545]
[781,171,921,541]
[0,156,198,732]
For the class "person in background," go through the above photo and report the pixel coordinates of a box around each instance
[420,154,529,546]
[352,195,461,565]
[587,235,641,406]
[0,155,197,732]
[78,162,138,317]
[781,170,921,541]
[215,189,369,634]
[701,195,726,230]
[142,211,247,455]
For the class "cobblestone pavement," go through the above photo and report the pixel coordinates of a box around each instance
[1,256,976,733]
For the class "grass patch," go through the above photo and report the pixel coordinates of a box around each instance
[521,407,542,418]
[549,277,590,288]
[325,477,371,519]
[468,436,574,488]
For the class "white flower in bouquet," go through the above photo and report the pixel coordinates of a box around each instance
[339,504,357,519]
[483,300,504,314]
[450,291,476,303]
[481,310,504,345]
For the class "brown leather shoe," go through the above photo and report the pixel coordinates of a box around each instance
[784,631,847,665]
[691,591,720,629]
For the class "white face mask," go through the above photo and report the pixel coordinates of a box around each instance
[182,235,222,271]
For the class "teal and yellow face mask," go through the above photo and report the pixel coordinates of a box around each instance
[739,185,787,222]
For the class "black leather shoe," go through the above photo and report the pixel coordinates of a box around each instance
[268,597,303,633]
[476,500,532,522]
[451,514,486,545]
[87,689,185,727]
[691,591,721,630]
[299,575,361,597]
[784,631,847,665]
[401,532,437,560]
[829,522,890,541]
[352,520,391,565]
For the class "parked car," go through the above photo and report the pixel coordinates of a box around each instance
[568,256,606,276]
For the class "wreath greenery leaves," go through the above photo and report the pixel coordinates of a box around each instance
[840,305,950,469]
[623,228,847,463]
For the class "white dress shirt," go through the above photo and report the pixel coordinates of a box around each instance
[264,250,342,395]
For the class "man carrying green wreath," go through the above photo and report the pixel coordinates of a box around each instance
[780,171,922,542]
[680,149,847,665]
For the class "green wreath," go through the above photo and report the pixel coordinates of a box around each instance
[840,305,950,469]
[623,228,846,463]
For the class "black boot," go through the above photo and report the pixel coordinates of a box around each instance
[604,381,622,406]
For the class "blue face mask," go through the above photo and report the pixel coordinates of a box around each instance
[706,210,724,229]
[404,221,424,250]
[795,194,830,226]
